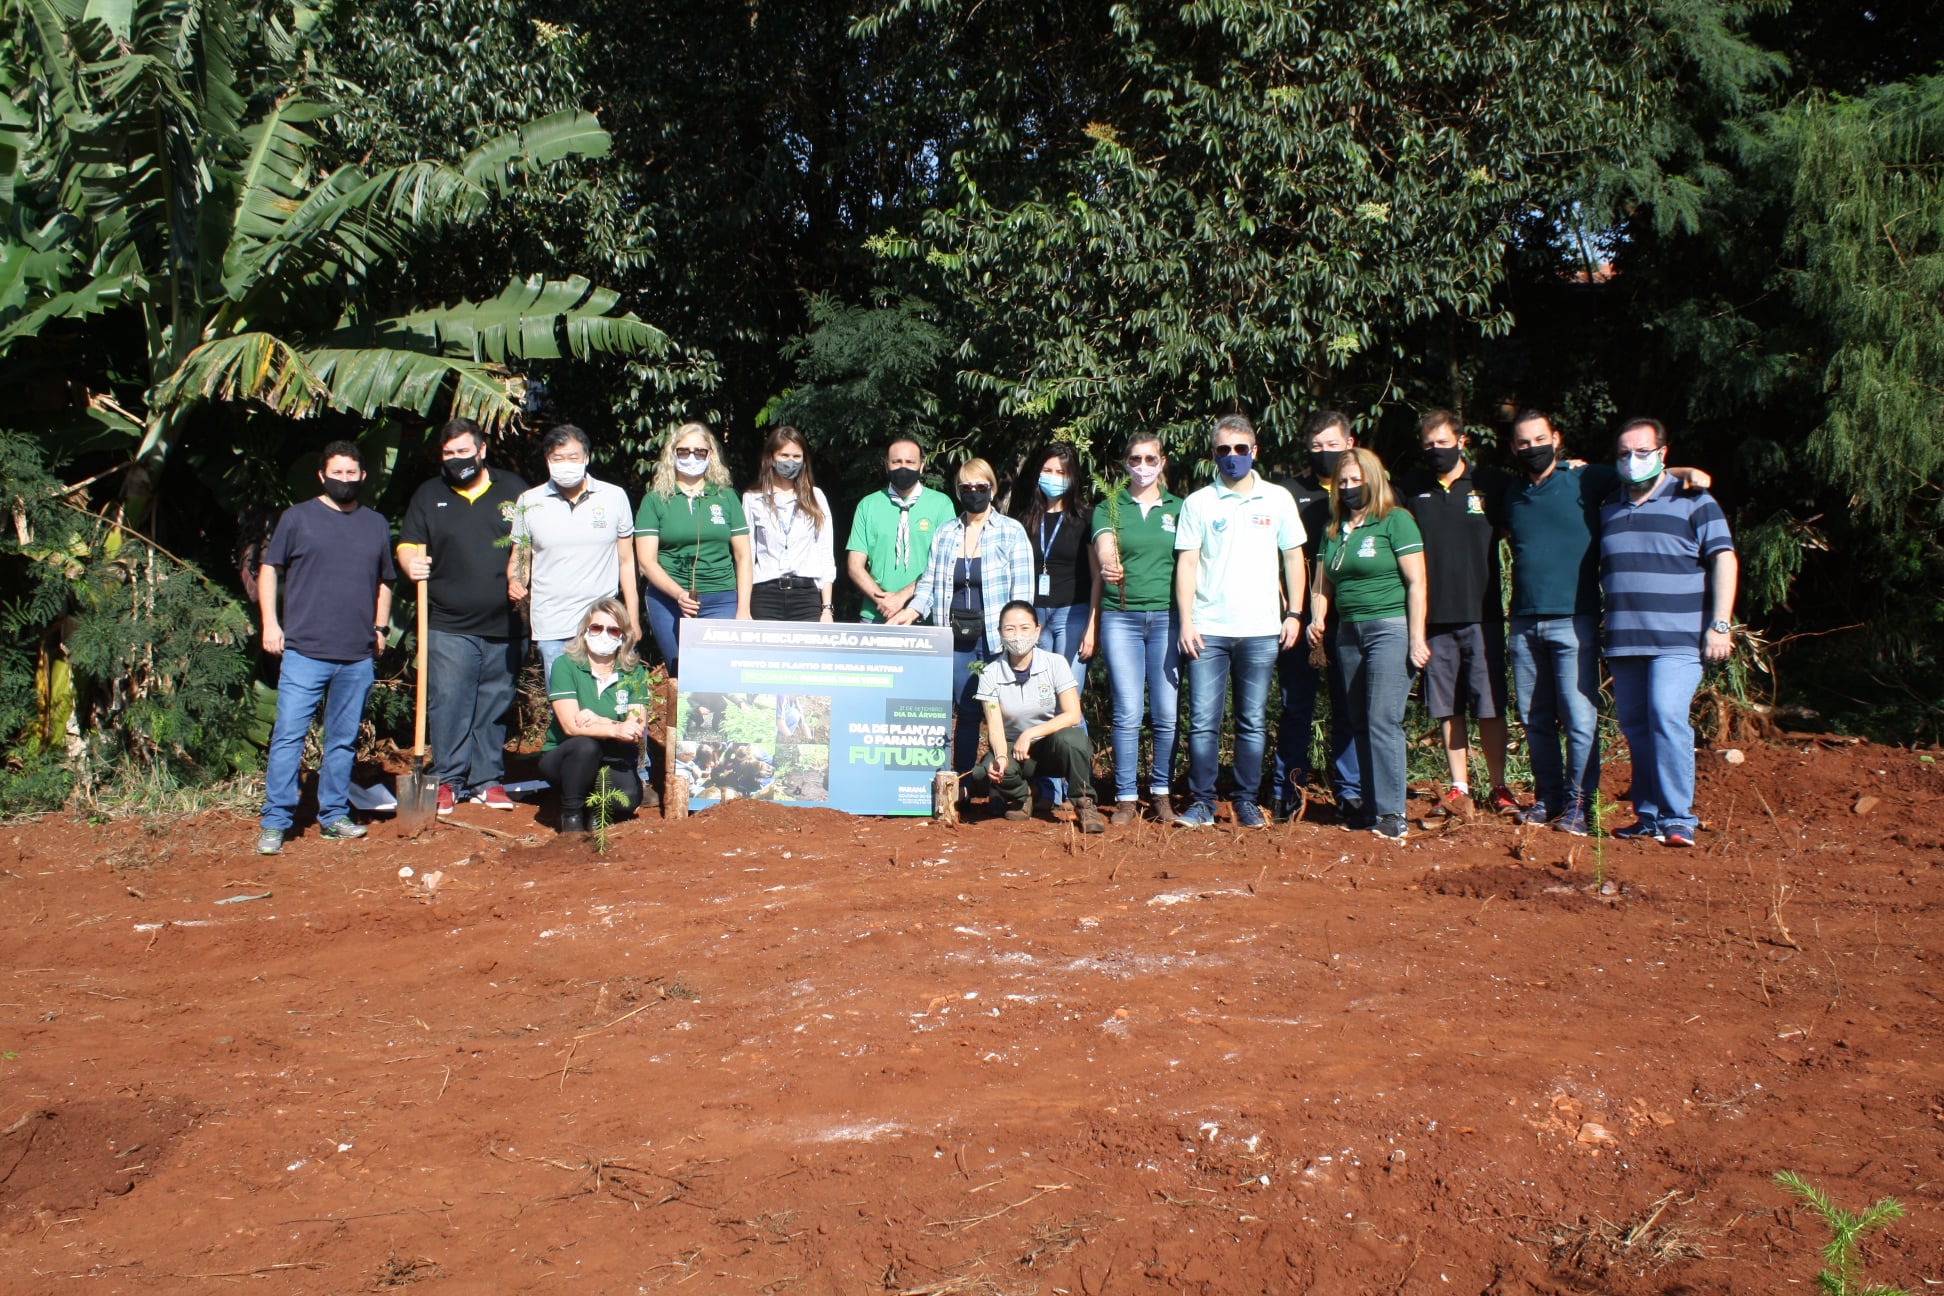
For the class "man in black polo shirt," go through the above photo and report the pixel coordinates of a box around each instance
[397,418,529,815]
[1397,409,1515,824]
[1267,409,1362,822]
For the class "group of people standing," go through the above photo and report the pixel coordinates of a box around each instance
[253,404,1737,852]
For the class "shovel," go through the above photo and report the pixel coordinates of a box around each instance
[397,577,440,832]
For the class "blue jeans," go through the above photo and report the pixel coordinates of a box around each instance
[1333,617,1410,819]
[952,648,984,773]
[1509,614,1601,812]
[1099,610,1179,802]
[1036,603,1093,802]
[1271,620,1359,802]
[426,630,522,794]
[1608,654,1704,833]
[644,586,738,677]
[1184,634,1278,811]
[261,650,375,832]
[535,637,572,689]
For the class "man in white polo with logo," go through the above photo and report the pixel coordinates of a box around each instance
[1173,414,1307,829]
[507,423,640,683]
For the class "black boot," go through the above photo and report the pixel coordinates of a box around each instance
[558,807,587,835]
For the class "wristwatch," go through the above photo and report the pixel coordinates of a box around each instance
[1708,620,1731,633]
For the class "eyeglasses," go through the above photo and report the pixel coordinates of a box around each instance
[1126,454,1161,466]
[587,623,622,634]
[1213,444,1252,456]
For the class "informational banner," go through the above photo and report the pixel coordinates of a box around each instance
[672,619,954,815]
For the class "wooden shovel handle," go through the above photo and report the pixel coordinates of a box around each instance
[414,578,430,759]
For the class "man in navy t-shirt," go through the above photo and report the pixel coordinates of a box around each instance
[257,440,397,855]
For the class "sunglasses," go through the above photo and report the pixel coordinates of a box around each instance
[675,447,711,458]
[1213,444,1253,456]
[1126,454,1162,465]
[587,623,622,634]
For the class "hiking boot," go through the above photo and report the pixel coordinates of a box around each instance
[1550,800,1590,836]
[477,783,514,811]
[1420,787,1474,829]
[1075,799,1106,834]
[558,807,587,835]
[1371,813,1409,840]
[1233,800,1267,829]
[436,783,458,817]
[1003,792,1034,822]
[1662,826,1695,849]
[1612,820,1663,842]
[1110,800,1140,827]
[318,818,366,841]
[255,828,284,856]
[1483,785,1520,816]
[639,781,662,810]
[1173,801,1216,828]
[1151,794,1177,825]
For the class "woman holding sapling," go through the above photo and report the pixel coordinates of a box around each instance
[540,597,651,834]
[1010,441,1102,806]
[1091,434,1184,824]
[1307,448,1429,841]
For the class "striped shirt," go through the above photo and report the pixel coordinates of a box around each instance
[1598,475,1734,659]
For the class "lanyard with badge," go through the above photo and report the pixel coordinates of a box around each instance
[1037,514,1063,598]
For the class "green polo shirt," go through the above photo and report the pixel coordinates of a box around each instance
[845,485,957,621]
[1317,509,1424,622]
[635,485,748,594]
[544,654,650,760]
[1091,488,1182,611]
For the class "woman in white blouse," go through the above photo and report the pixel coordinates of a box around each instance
[742,425,837,622]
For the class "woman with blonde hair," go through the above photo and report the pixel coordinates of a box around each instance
[890,457,1035,772]
[1306,447,1429,840]
[635,422,751,676]
[540,596,651,834]
[742,425,835,622]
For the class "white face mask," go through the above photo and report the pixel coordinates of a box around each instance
[1620,449,1664,483]
[550,462,587,490]
[585,631,622,657]
[1000,632,1038,657]
[1128,462,1162,488]
[674,450,709,477]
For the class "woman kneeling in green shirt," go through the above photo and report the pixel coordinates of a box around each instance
[542,596,651,834]
[1308,448,1429,841]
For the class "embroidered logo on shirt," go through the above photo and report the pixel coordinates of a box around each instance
[499,502,517,523]
[918,519,933,532]
[1466,493,1485,515]
[1358,536,1377,558]
[615,688,630,708]
[1249,512,1273,528]
[1211,517,1229,533]
[591,504,609,530]
[708,504,726,526]
[1161,515,1176,532]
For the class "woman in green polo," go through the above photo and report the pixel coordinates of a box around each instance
[635,422,751,677]
[1091,434,1184,825]
[1308,447,1429,841]
[540,597,651,834]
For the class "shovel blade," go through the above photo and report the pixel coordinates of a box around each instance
[397,764,439,831]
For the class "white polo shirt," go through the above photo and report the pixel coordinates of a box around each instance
[1174,475,1305,637]
[511,476,635,638]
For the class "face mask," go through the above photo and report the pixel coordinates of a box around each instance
[674,450,709,477]
[772,457,803,480]
[1128,462,1162,489]
[1215,452,1254,482]
[1620,449,1664,483]
[1421,444,1463,474]
[441,455,481,488]
[887,466,922,494]
[1000,632,1037,657]
[585,631,622,656]
[1339,485,1367,513]
[1307,449,1344,480]
[957,485,992,514]
[549,462,587,490]
[321,477,361,505]
[1038,473,1068,500]
[1514,444,1556,474]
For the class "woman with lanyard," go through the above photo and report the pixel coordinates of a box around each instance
[1011,442,1101,805]
[890,458,1035,773]
[1307,448,1430,840]
[742,425,835,622]
[539,597,650,834]
[1093,434,1183,824]
[635,422,751,678]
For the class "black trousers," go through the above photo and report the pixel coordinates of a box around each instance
[539,738,643,815]
[750,580,823,622]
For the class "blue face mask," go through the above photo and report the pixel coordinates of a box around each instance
[1216,452,1254,482]
[1038,473,1068,500]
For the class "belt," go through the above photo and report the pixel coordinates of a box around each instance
[756,575,817,590]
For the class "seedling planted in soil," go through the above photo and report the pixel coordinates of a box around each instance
[1774,1170,1911,1296]
[587,766,628,855]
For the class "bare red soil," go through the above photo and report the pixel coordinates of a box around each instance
[3,741,1940,1294]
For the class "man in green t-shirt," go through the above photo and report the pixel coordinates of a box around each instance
[845,437,957,622]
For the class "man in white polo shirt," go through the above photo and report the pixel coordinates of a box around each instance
[1173,414,1307,828]
[508,425,640,683]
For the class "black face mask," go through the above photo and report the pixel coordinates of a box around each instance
[1339,485,1367,513]
[442,455,482,488]
[887,466,922,494]
[957,486,992,515]
[321,477,362,505]
[1307,449,1344,481]
[1515,444,1557,474]
[1421,444,1463,474]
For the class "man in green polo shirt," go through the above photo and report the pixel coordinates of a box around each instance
[846,436,956,621]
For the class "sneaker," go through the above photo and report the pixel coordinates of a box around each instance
[1233,800,1267,829]
[1110,800,1140,827]
[436,783,458,817]
[1074,799,1106,835]
[1152,794,1178,825]
[1371,813,1409,840]
[1612,820,1663,842]
[255,828,284,856]
[1420,787,1474,829]
[1269,794,1295,825]
[1003,792,1034,822]
[1484,785,1520,816]
[1516,802,1552,827]
[1550,801,1590,836]
[318,818,366,841]
[1662,826,1695,848]
[1173,801,1216,828]
[477,784,515,811]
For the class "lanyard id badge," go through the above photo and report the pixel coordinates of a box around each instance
[1037,515,1063,599]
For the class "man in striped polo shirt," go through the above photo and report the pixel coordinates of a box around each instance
[1599,418,1738,848]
